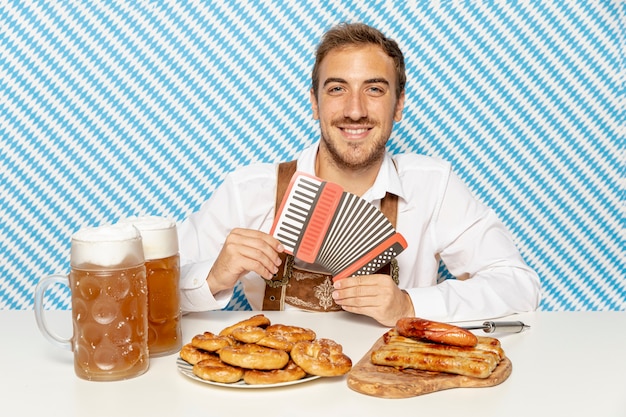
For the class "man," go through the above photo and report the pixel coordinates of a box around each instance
[177,23,541,326]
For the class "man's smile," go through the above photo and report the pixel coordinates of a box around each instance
[341,127,370,135]
[333,118,376,140]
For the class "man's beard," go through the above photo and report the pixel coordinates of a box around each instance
[320,118,388,170]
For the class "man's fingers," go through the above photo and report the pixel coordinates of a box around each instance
[230,228,284,252]
[219,229,284,279]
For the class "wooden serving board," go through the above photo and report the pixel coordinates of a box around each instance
[347,336,512,399]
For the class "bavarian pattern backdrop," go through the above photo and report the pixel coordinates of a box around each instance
[1,1,624,312]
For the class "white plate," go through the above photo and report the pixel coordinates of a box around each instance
[176,357,321,388]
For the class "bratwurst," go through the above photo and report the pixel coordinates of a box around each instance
[395,317,478,347]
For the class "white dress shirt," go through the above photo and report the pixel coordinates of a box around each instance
[177,144,541,322]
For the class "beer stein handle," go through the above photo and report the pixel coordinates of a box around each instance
[34,274,72,351]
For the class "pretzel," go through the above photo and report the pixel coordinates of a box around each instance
[191,331,235,352]
[179,343,218,365]
[231,326,267,344]
[192,356,244,384]
[230,323,317,351]
[219,314,271,337]
[255,333,294,351]
[291,338,352,377]
[219,343,290,370]
[266,324,316,342]
[256,324,317,352]
[243,360,307,385]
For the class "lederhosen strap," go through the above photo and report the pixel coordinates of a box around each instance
[263,161,297,310]
[263,161,399,311]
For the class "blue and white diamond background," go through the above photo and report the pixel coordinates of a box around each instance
[1,1,624,312]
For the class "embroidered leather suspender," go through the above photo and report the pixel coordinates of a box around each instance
[262,161,399,311]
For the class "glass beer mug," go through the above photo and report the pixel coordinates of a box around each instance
[119,216,182,356]
[34,223,149,381]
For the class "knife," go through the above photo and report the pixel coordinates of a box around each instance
[461,321,530,334]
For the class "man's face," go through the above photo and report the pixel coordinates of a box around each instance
[310,44,405,170]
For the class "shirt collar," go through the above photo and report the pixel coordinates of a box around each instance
[297,143,405,204]
[363,153,405,203]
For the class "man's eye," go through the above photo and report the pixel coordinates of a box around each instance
[367,86,385,95]
[327,86,344,94]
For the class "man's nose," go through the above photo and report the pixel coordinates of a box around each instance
[343,92,367,120]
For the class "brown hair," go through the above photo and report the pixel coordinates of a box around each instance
[311,23,406,100]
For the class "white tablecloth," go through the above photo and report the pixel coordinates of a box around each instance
[2,310,624,417]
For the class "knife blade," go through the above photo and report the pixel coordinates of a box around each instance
[461,320,529,334]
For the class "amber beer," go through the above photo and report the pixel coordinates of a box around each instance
[70,265,148,380]
[34,223,150,381]
[121,216,181,356]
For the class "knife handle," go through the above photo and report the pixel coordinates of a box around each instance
[482,321,529,333]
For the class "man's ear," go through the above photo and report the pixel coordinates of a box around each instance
[310,88,320,120]
[394,90,405,122]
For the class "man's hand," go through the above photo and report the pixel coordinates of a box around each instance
[332,274,415,327]
[207,228,284,295]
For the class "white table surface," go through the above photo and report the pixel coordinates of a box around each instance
[2,309,624,417]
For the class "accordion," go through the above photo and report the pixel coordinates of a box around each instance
[270,172,407,281]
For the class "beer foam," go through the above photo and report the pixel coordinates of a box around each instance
[118,216,179,260]
[71,223,144,268]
